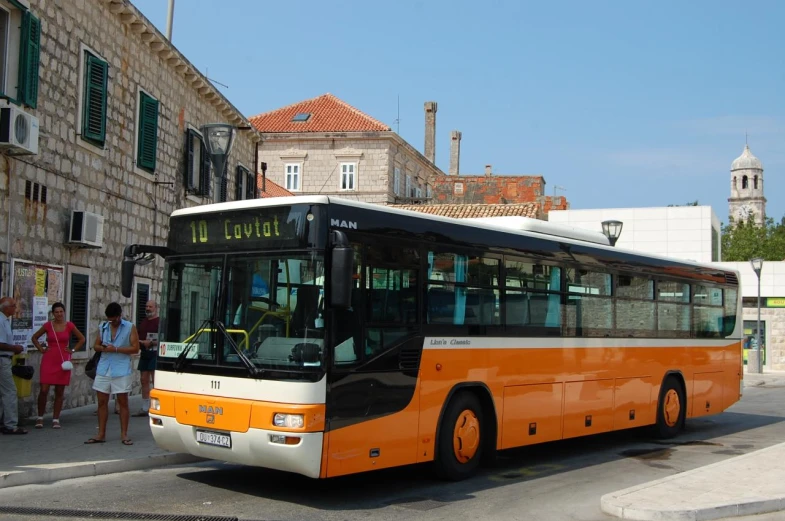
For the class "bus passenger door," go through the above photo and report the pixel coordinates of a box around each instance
[325,242,422,477]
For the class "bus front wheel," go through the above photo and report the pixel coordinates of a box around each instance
[655,376,685,438]
[435,392,484,481]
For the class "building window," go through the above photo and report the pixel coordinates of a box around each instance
[185,128,211,197]
[405,175,411,197]
[454,182,464,195]
[393,167,401,196]
[427,185,432,198]
[134,280,150,327]
[340,163,356,191]
[742,176,748,189]
[285,163,300,191]
[0,4,39,107]
[136,91,159,173]
[68,271,89,352]
[235,165,255,200]
[81,50,109,147]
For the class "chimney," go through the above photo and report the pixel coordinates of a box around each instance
[485,164,492,177]
[449,131,461,176]
[424,101,437,164]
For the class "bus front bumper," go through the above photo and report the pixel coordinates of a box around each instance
[149,414,323,478]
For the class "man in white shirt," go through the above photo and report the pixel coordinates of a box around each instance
[0,297,27,435]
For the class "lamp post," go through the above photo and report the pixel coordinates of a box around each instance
[750,257,763,373]
[601,220,623,247]
[201,123,237,195]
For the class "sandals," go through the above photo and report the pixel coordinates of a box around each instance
[2,427,28,435]
[52,419,61,429]
[35,417,43,429]
[84,438,105,444]
[121,438,134,446]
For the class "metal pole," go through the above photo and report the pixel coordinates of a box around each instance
[166,0,175,41]
[756,273,762,373]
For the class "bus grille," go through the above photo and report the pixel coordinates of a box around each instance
[399,348,421,370]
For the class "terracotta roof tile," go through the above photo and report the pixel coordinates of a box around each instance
[390,203,541,220]
[256,177,293,198]
[249,93,390,133]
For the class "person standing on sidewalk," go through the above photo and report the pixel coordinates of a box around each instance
[31,302,86,429]
[0,297,27,435]
[85,302,139,445]
[133,300,159,417]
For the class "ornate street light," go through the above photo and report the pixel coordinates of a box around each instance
[750,257,763,373]
[601,220,624,247]
[201,123,236,178]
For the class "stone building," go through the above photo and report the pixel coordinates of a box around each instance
[728,144,766,226]
[250,93,444,204]
[0,0,260,415]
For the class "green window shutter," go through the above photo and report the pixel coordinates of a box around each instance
[18,12,40,108]
[137,93,159,172]
[184,129,196,192]
[199,139,212,197]
[68,273,89,351]
[219,175,228,202]
[82,54,108,146]
[235,166,244,200]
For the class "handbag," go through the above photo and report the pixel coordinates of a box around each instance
[52,322,73,371]
[85,350,101,380]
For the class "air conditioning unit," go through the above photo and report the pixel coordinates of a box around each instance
[0,106,39,155]
[68,211,105,248]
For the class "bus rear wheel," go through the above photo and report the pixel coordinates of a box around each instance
[435,392,484,481]
[655,376,685,438]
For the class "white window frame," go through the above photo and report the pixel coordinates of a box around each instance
[340,162,356,191]
[0,1,22,101]
[75,42,108,156]
[132,86,157,181]
[393,167,401,196]
[405,175,411,198]
[65,265,91,360]
[133,277,153,325]
[285,163,301,191]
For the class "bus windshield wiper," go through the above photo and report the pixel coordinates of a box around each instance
[174,318,212,372]
[214,320,264,378]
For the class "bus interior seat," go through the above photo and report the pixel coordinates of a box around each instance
[291,285,321,334]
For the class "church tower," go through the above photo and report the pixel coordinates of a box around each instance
[728,144,765,225]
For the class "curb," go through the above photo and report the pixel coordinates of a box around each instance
[600,443,785,520]
[0,453,206,489]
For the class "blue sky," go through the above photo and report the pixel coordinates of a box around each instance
[133,0,784,225]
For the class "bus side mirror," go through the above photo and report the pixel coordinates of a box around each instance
[121,258,135,298]
[330,231,352,309]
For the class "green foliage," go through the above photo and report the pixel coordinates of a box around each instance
[721,215,785,261]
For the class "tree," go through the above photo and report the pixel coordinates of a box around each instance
[721,216,785,261]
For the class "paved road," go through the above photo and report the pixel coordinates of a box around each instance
[0,383,783,521]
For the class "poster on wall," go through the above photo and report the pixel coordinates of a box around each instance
[10,260,65,351]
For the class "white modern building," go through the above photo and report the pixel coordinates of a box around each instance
[548,206,721,263]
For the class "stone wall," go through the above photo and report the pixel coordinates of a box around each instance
[1,0,258,415]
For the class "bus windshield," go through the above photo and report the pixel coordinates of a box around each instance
[159,252,326,375]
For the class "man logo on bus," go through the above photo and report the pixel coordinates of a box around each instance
[199,405,223,415]
[330,219,357,230]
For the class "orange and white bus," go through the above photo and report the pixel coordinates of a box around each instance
[122,196,742,480]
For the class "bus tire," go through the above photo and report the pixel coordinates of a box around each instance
[655,376,685,438]
[435,392,484,481]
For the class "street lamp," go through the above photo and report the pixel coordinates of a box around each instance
[601,220,623,247]
[750,257,763,373]
[201,123,237,179]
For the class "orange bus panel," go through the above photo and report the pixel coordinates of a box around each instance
[501,383,564,449]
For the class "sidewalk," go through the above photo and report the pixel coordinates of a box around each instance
[0,395,204,489]
[601,370,785,521]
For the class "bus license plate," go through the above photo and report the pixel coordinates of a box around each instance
[196,430,231,448]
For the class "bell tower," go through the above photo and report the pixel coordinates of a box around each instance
[728,144,765,225]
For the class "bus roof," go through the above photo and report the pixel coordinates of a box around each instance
[169,196,738,278]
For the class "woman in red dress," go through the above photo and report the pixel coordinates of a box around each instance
[31,302,85,429]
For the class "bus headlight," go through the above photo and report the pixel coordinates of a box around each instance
[150,398,160,411]
[273,413,304,429]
